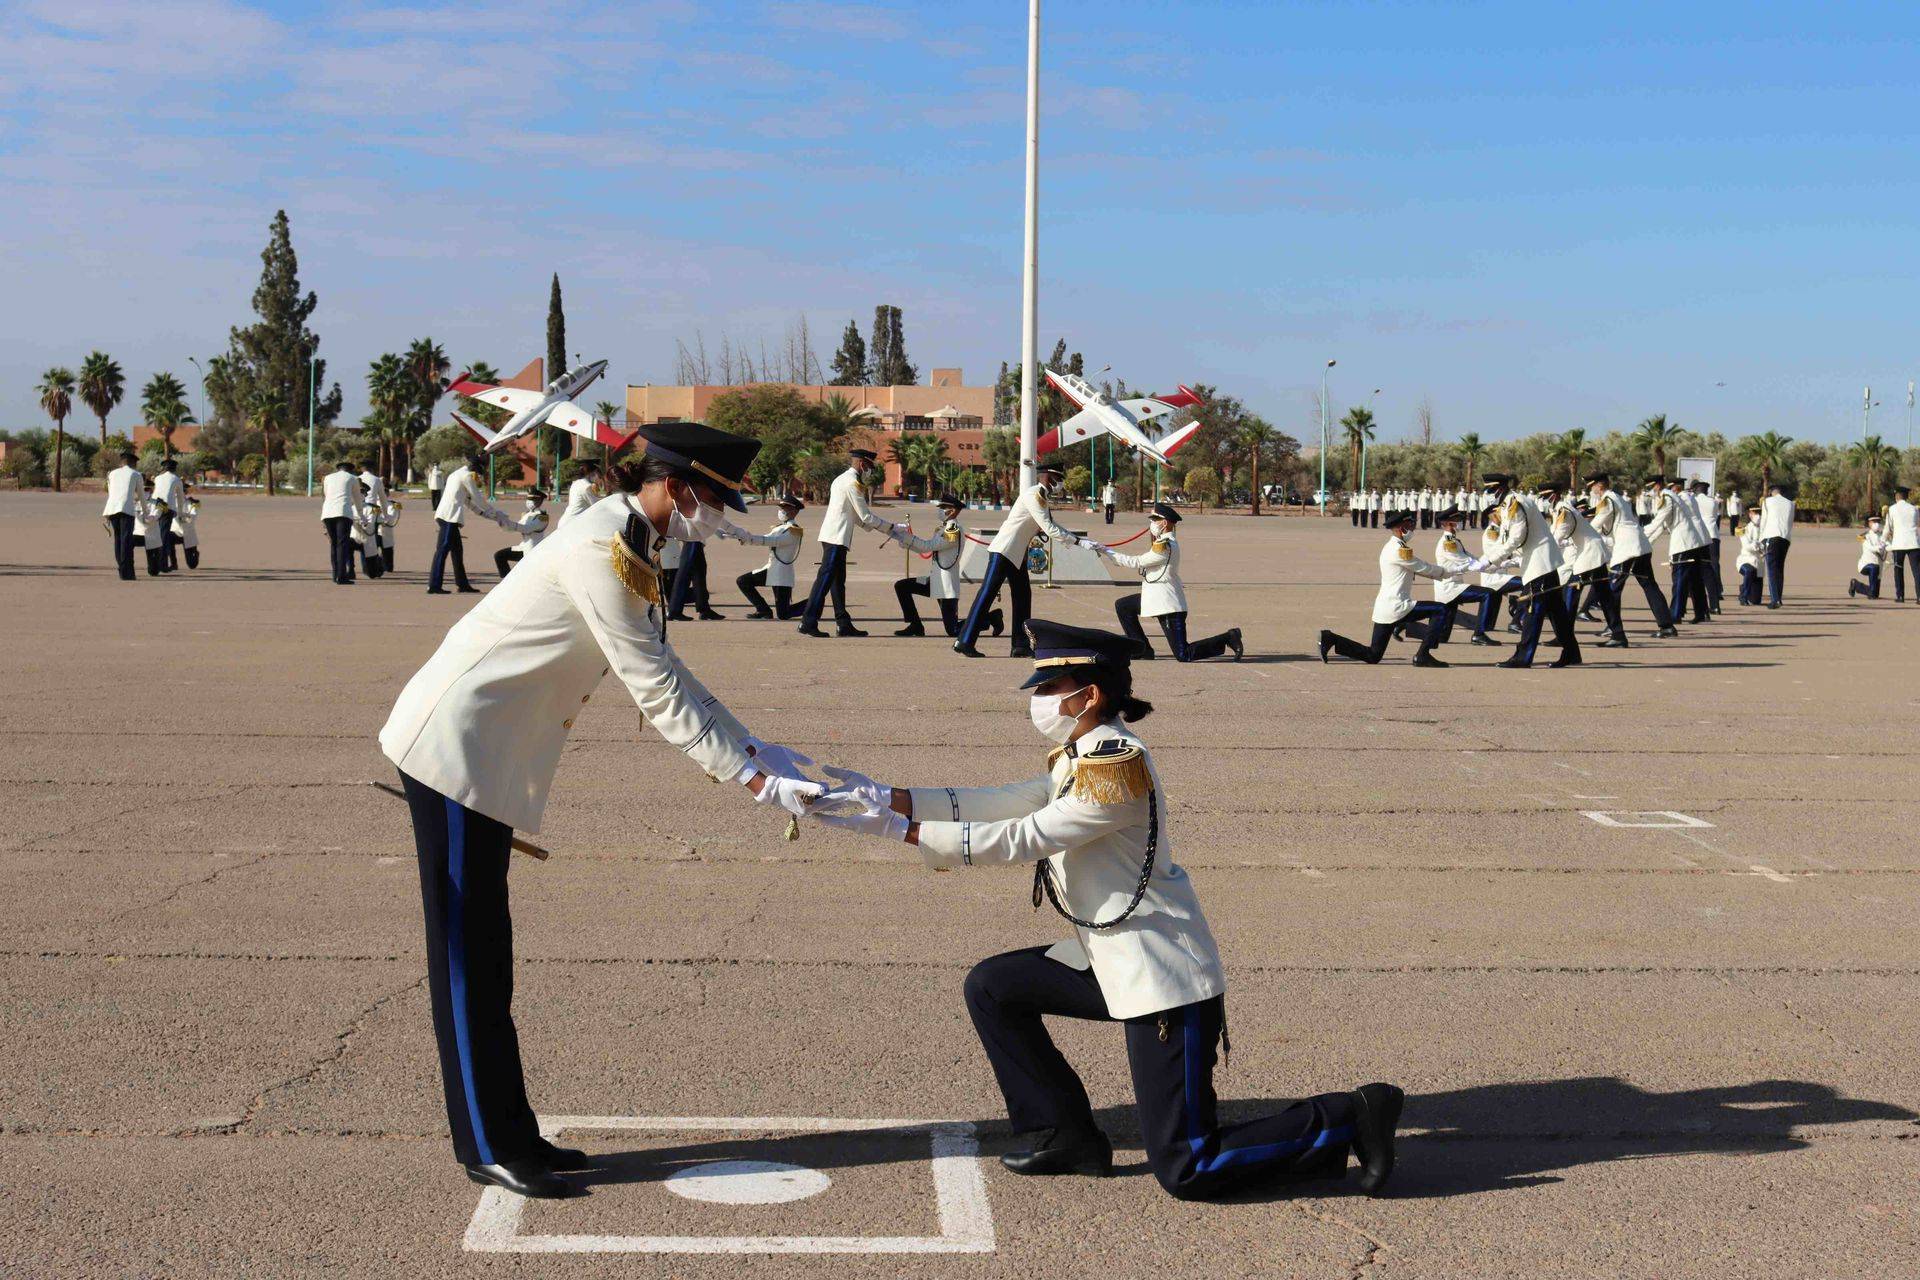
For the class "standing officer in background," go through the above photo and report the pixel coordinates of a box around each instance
[1319,508,1470,667]
[380,422,838,1201]
[890,493,1002,639]
[320,460,366,586]
[1883,486,1919,602]
[1549,485,1626,648]
[1736,504,1765,604]
[1691,480,1724,612]
[665,521,726,622]
[556,460,601,529]
[1643,478,1710,626]
[955,462,1086,659]
[429,453,510,595]
[1850,514,1889,600]
[809,620,1404,1200]
[102,449,145,581]
[427,460,445,512]
[722,496,807,620]
[1101,480,1117,525]
[1489,478,1581,669]
[1759,481,1796,608]
[358,460,389,519]
[1589,474,1676,636]
[799,447,901,638]
[494,489,550,580]
[151,457,185,572]
[1097,503,1242,662]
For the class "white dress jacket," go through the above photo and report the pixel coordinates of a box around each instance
[732,516,805,589]
[1372,533,1457,623]
[909,720,1224,1020]
[380,495,751,832]
[898,517,968,599]
[102,465,146,517]
[1489,494,1563,584]
[320,470,365,522]
[818,468,889,548]
[1590,491,1650,565]
[1884,499,1918,552]
[1107,532,1187,616]
[988,483,1080,558]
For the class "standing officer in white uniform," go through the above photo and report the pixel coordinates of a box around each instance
[1488,478,1580,668]
[1097,503,1241,662]
[1851,514,1890,600]
[1319,508,1471,667]
[102,450,146,581]
[1691,480,1724,612]
[1549,485,1625,648]
[1883,486,1919,602]
[1642,478,1708,626]
[380,423,836,1201]
[320,460,366,585]
[955,462,1086,658]
[429,452,510,595]
[358,463,388,518]
[1101,480,1118,525]
[1589,474,1675,636]
[810,620,1403,1199]
[890,493,1002,638]
[798,447,900,638]
[720,495,807,620]
[1736,505,1765,604]
[1758,481,1796,608]
[150,458,186,572]
[427,460,445,512]
[556,460,601,529]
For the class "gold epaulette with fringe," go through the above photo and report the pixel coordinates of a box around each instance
[608,538,662,605]
[1072,740,1151,805]
[1151,537,1171,553]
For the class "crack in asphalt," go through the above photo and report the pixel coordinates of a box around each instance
[83,851,275,933]
[1294,1201,1391,1278]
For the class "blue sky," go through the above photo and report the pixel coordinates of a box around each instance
[3,0,1918,446]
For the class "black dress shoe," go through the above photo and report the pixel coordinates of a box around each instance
[1350,1082,1405,1197]
[696,611,726,621]
[426,587,450,595]
[1766,602,1780,609]
[989,611,1005,637]
[1497,656,1531,669]
[797,625,829,637]
[665,612,691,622]
[1009,646,1034,659]
[1597,636,1629,649]
[894,623,926,637]
[1000,1130,1112,1177]
[1133,646,1156,660]
[1468,634,1501,647]
[748,610,774,619]
[530,1138,590,1171]
[1412,652,1448,668]
[1848,581,1858,597]
[1654,626,1680,637]
[837,626,869,637]
[458,586,481,593]
[1227,627,1244,659]
[1318,630,1332,663]
[954,642,984,657]
[1550,653,1583,668]
[464,1159,585,1199]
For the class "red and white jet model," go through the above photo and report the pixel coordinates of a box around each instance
[446,359,635,454]
[1033,369,1204,466]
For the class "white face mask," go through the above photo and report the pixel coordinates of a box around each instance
[1028,689,1087,743]
[666,486,726,542]
[1149,520,1168,538]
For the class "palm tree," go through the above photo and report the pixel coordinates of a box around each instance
[1738,431,1795,493]
[903,431,949,498]
[139,372,195,459]
[1339,406,1376,493]
[37,366,75,492]
[1548,427,1598,490]
[367,353,413,481]
[814,392,860,442]
[248,388,286,495]
[408,338,450,481]
[1847,434,1900,519]
[77,351,125,454]
[593,399,622,464]
[1631,413,1683,478]
[1235,417,1278,515]
[1455,432,1487,491]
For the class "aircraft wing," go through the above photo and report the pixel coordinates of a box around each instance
[449,411,500,448]
[1043,367,1092,408]
[545,400,641,450]
[1121,397,1181,422]
[448,377,546,415]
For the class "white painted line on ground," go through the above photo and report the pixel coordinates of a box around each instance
[463,1115,994,1255]
[1581,811,1714,829]
[1744,865,1795,884]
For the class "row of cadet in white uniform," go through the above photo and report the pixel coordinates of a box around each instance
[100,455,200,578]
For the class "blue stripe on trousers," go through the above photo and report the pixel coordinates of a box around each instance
[1181,1012,1350,1173]
[958,553,1007,644]
[444,797,494,1165]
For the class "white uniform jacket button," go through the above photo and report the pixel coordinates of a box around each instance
[563,717,574,729]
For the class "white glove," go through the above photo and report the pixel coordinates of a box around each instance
[819,765,892,812]
[746,770,828,818]
[745,736,815,781]
[814,803,910,842]
[1464,557,1489,572]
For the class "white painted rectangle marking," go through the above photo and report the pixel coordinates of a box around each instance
[463,1115,994,1255]
[1581,810,1715,829]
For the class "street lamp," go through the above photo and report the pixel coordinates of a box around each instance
[1360,386,1380,493]
[187,355,205,427]
[1318,359,1335,515]
[306,353,318,497]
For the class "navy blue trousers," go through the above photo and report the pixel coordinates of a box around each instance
[401,773,540,1166]
[1611,553,1676,629]
[1856,563,1883,600]
[1326,601,1451,662]
[800,542,853,630]
[1764,538,1791,605]
[429,519,472,591]
[107,512,136,579]
[957,550,1031,651]
[1892,549,1918,601]
[1449,585,1501,637]
[964,947,1356,1200]
[1511,573,1580,666]
[668,541,716,617]
[1114,595,1233,661]
[1739,564,1762,604]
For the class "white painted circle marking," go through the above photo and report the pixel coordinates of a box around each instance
[664,1160,831,1205]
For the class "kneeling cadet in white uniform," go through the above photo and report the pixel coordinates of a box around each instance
[379,423,840,1201]
[888,491,1001,638]
[1096,503,1242,662]
[810,620,1403,1199]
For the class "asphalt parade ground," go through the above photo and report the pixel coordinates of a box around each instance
[3,489,1916,1279]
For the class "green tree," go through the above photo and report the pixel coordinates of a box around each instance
[76,350,125,455]
[407,338,450,481]
[139,372,195,459]
[1455,432,1487,490]
[829,320,868,385]
[37,366,75,492]
[709,384,823,494]
[1339,406,1375,492]
[1236,416,1279,515]
[1183,466,1221,508]
[868,304,916,385]
[592,399,623,464]
[546,274,566,388]
[982,427,1020,503]
[1631,413,1683,478]
[903,431,948,497]
[1847,435,1899,520]
[1739,431,1796,493]
[227,210,343,486]
[247,389,287,494]
[1548,427,1597,490]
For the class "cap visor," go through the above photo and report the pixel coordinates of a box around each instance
[1017,669,1053,690]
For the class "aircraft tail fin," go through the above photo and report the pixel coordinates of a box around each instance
[450,411,500,450]
[1157,384,1203,409]
[1158,419,1203,457]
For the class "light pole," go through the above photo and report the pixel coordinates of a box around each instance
[1908,381,1914,453]
[306,353,318,496]
[1017,0,1041,493]
[1318,359,1335,515]
[187,355,205,428]
[1360,386,1379,493]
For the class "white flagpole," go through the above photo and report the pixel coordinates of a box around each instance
[1019,0,1041,493]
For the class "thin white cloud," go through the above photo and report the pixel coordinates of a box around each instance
[766,1,909,42]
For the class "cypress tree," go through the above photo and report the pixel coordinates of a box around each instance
[228,210,340,492]
[547,274,567,386]
[829,319,868,385]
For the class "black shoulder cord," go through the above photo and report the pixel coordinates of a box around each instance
[1031,777,1159,931]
